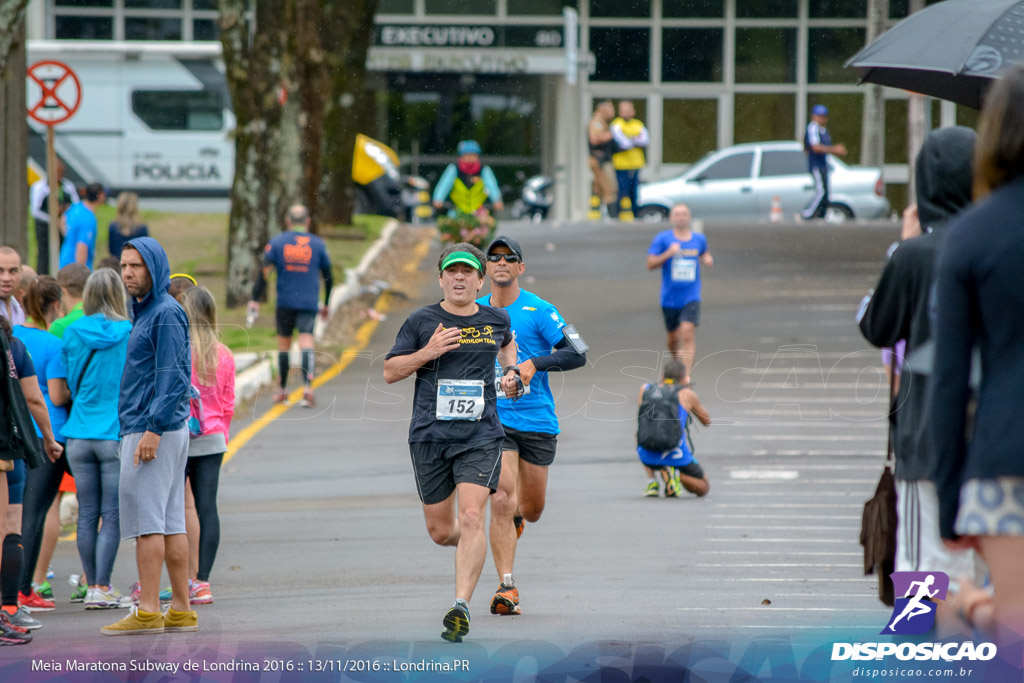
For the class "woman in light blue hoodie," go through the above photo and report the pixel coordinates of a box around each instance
[62,269,133,610]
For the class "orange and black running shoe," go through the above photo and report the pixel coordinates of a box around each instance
[489,584,521,615]
[514,515,525,539]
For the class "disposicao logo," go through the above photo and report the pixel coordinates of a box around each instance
[831,571,998,663]
[884,571,948,635]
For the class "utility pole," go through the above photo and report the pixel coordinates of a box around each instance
[907,0,928,204]
[860,0,887,170]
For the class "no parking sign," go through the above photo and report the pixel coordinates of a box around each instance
[27,60,82,126]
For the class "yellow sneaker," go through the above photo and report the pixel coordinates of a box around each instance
[163,608,198,632]
[100,606,164,636]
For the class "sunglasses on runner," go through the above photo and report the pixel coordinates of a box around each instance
[487,254,521,263]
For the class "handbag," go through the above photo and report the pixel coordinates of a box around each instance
[860,362,898,607]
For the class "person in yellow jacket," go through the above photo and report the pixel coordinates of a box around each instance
[610,101,650,219]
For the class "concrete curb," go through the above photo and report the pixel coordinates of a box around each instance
[231,218,402,406]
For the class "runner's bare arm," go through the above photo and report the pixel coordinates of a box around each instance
[383,324,461,383]
[647,243,682,270]
[681,389,711,426]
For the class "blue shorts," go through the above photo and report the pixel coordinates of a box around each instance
[5,459,26,505]
[662,301,701,331]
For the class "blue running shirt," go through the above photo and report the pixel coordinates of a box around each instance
[648,230,708,309]
[13,325,68,441]
[478,289,566,435]
[263,230,331,311]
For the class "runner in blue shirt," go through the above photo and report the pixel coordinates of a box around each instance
[646,203,713,382]
[248,205,333,407]
[799,104,847,220]
[59,183,105,269]
[477,235,587,617]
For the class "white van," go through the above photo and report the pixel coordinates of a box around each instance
[27,40,234,196]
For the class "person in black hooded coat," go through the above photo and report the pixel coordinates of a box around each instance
[858,126,985,619]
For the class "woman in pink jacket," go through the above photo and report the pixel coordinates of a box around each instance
[182,286,234,605]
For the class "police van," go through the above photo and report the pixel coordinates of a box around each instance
[26,40,405,215]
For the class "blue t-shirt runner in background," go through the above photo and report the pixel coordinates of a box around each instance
[13,325,68,441]
[478,289,566,435]
[60,203,97,269]
[263,230,332,311]
[648,230,708,309]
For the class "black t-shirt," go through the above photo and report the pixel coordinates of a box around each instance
[7,336,36,379]
[386,302,513,443]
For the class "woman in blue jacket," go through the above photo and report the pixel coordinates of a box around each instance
[62,269,133,610]
[931,65,1024,633]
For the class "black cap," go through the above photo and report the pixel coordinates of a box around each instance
[486,235,523,261]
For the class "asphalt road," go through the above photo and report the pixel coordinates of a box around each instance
[4,217,904,678]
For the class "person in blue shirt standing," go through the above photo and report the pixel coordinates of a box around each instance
[646,204,713,381]
[60,183,105,270]
[247,205,333,407]
[477,235,587,617]
[799,105,847,221]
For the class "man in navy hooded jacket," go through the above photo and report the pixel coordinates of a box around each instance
[103,237,198,636]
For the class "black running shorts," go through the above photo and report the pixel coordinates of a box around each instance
[649,460,704,479]
[409,438,503,505]
[662,301,701,332]
[501,426,557,467]
[276,307,317,337]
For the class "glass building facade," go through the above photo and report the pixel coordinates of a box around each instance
[28,0,956,217]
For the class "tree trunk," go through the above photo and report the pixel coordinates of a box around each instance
[320,0,379,226]
[0,0,31,75]
[0,17,27,255]
[860,0,887,170]
[220,0,306,307]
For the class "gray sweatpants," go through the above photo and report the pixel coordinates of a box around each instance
[118,427,189,539]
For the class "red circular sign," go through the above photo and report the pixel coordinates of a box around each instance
[27,60,82,126]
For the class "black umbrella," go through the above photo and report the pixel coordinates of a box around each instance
[846,0,1024,109]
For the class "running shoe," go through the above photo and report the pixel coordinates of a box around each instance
[163,607,198,633]
[513,515,525,539]
[299,389,316,408]
[441,604,470,643]
[8,607,42,631]
[129,582,140,605]
[644,481,660,497]
[0,612,32,645]
[159,586,173,602]
[70,584,88,602]
[18,590,55,613]
[100,606,164,636]
[489,584,521,616]
[34,581,54,601]
[273,387,288,404]
[86,587,133,610]
[190,580,213,605]
[46,566,55,580]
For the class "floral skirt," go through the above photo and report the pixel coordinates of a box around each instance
[955,477,1024,536]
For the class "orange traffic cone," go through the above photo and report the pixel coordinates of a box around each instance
[770,195,783,223]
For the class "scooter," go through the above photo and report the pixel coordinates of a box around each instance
[511,174,555,222]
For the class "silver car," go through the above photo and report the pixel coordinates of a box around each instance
[637,141,890,222]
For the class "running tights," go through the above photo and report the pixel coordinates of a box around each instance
[19,452,69,596]
[185,454,224,582]
[1,535,22,607]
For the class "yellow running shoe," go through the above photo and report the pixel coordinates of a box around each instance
[163,608,198,633]
[100,606,164,636]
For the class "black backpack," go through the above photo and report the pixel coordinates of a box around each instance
[637,383,682,452]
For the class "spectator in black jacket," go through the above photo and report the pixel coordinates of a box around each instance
[858,126,983,624]
[931,65,1024,634]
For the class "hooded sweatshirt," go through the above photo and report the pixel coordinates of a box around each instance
[118,237,192,436]
[62,313,132,441]
[857,126,976,481]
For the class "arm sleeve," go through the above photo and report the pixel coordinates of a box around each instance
[526,306,586,373]
[432,165,458,204]
[146,311,193,435]
[218,346,236,440]
[633,124,650,148]
[611,122,632,150]
[929,239,976,540]
[807,123,821,147]
[320,243,334,306]
[647,233,666,256]
[385,316,421,360]
[858,247,913,349]
[482,166,502,203]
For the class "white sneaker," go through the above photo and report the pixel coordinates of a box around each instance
[85,587,133,610]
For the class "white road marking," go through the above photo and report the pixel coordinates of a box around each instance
[697,550,861,556]
[707,538,851,543]
[707,525,858,532]
[716,421,886,429]
[728,470,799,480]
[740,367,874,374]
[747,450,885,456]
[710,514,860,520]
[744,434,881,441]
